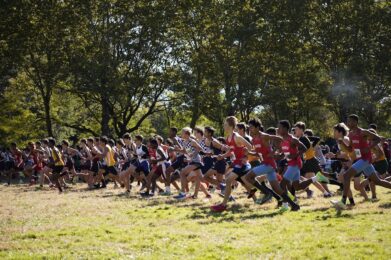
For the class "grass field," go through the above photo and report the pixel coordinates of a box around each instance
[1,182,390,259]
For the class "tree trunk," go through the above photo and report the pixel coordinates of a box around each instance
[190,67,202,129]
[190,110,200,129]
[101,95,110,136]
[43,95,53,137]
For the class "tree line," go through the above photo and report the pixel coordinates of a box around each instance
[1,0,390,145]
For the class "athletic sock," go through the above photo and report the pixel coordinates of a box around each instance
[253,181,270,195]
[165,186,170,193]
[281,192,298,208]
[290,187,296,197]
[260,182,281,201]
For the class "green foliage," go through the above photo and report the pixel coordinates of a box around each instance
[0,0,390,143]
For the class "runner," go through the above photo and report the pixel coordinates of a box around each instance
[244,118,287,205]
[202,127,228,194]
[242,118,300,211]
[278,120,328,210]
[9,142,24,185]
[141,138,167,196]
[358,128,389,200]
[331,115,391,210]
[294,122,331,198]
[47,138,65,193]
[211,116,253,212]
[164,127,186,196]
[132,135,150,188]
[174,127,204,199]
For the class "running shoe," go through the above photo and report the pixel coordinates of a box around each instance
[211,204,227,212]
[255,193,272,205]
[173,192,187,200]
[330,200,346,210]
[278,204,290,213]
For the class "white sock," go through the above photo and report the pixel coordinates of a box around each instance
[311,176,317,183]
[165,186,170,192]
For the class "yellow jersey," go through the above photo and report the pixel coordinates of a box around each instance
[51,147,64,166]
[105,145,116,167]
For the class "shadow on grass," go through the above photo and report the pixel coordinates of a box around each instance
[184,203,283,223]
[379,202,391,209]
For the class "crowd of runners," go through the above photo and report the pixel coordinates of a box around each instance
[1,115,391,212]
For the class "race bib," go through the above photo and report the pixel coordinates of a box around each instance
[354,149,362,159]
[284,152,290,161]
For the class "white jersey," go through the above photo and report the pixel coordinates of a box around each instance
[136,145,148,163]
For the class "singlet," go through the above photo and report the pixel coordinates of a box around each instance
[315,145,327,166]
[90,146,101,162]
[348,128,372,162]
[205,138,222,156]
[281,134,302,168]
[32,151,43,170]
[104,145,116,167]
[174,136,185,156]
[183,139,201,163]
[12,150,23,165]
[51,147,65,166]
[303,143,315,161]
[252,134,277,169]
[136,145,149,162]
[226,133,245,166]
[81,146,90,159]
[156,146,168,165]
[371,144,386,162]
[338,137,356,161]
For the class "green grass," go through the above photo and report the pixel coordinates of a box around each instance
[0,183,390,259]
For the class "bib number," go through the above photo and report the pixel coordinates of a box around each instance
[354,149,362,159]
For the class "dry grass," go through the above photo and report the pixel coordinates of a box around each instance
[0,182,390,259]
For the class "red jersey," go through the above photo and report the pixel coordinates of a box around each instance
[226,133,245,166]
[348,128,372,162]
[32,151,43,171]
[281,134,302,168]
[148,148,157,161]
[11,150,23,167]
[252,134,277,169]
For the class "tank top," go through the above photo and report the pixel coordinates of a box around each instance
[338,138,356,161]
[226,133,245,166]
[51,147,65,166]
[371,144,386,162]
[148,147,157,162]
[205,138,222,155]
[281,134,302,168]
[32,151,41,167]
[348,128,371,162]
[303,145,316,160]
[136,145,148,162]
[156,146,168,165]
[104,145,116,167]
[252,134,277,169]
[198,138,207,153]
[175,136,185,155]
[183,139,201,163]
[90,146,100,162]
